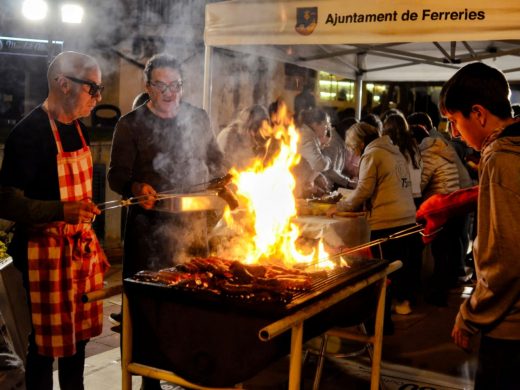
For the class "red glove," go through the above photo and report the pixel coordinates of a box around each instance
[416,186,479,243]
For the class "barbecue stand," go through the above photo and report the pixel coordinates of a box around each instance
[120,259,401,390]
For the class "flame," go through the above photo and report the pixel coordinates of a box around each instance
[219,105,333,269]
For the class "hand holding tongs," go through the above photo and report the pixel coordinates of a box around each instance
[97,173,237,212]
[96,190,219,212]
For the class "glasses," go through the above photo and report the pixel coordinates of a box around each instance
[149,80,183,94]
[62,76,104,96]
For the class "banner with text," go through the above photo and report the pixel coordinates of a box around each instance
[205,0,520,45]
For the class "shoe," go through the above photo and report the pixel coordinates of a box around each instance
[393,300,412,315]
[109,312,122,325]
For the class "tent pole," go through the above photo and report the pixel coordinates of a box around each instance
[203,45,213,116]
[355,73,363,120]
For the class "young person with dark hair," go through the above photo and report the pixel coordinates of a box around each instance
[440,62,520,390]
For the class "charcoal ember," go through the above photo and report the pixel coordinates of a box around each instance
[217,280,255,294]
[264,265,305,278]
[156,270,193,286]
[218,280,290,303]
[271,275,312,291]
[241,263,267,278]
[189,256,233,278]
[229,261,255,283]
[174,272,214,289]
[132,270,159,283]
[254,277,281,289]
[175,262,201,273]
[255,274,311,291]
[135,257,316,302]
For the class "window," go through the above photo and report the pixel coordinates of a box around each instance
[318,71,354,103]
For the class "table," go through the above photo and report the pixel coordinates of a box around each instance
[294,214,370,248]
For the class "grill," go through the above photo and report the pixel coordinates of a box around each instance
[123,257,389,387]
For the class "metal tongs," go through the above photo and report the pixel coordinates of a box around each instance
[96,191,219,212]
[96,174,234,212]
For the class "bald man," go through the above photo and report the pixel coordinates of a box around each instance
[0,51,109,390]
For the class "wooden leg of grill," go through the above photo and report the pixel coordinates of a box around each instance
[311,276,388,390]
[122,291,133,390]
[288,321,304,390]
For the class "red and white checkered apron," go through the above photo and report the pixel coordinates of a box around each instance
[27,117,109,357]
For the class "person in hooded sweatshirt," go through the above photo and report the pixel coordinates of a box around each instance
[419,120,473,306]
[440,62,520,390]
[328,122,417,320]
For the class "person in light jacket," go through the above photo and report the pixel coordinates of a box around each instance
[297,107,332,189]
[420,132,472,306]
[217,104,271,170]
[328,122,417,315]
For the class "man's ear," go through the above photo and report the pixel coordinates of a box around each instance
[471,104,487,127]
[55,75,72,95]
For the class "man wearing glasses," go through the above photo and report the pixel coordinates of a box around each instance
[108,53,225,390]
[0,51,108,389]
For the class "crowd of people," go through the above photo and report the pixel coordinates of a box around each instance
[0,49,518,390]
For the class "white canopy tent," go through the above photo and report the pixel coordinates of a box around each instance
[203,0,520,114]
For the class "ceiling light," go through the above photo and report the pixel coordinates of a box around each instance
[61,4,84,24]
[22,0,48,21]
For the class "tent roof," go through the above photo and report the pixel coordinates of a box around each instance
[205,0,520,81]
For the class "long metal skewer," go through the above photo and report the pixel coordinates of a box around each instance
[304,223,441,269]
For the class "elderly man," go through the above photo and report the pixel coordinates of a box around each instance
[440,62,520,389]
[0,51,108,390]
[108,53,225,390]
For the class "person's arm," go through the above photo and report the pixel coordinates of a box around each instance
[323,168,356,189]
[107,118,138,198]
[420,148,435,193]
[337,153,376,211]
[0,186,63,224]
[0,187,99,225]
[299,128,331,173]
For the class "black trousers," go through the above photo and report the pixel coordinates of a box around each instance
[430,215,469,298]
[25,333,88,390]
[475,336,520,390]
[371,223,419,302]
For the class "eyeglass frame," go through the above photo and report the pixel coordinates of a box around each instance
[148,80,184,94]
[59,76,105,97]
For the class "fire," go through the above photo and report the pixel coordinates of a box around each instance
[219,106,334,270]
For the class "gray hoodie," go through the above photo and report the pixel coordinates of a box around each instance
[456,122,520,340]
[337,135,416,230]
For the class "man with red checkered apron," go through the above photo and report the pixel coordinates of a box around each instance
[0,51,109,390]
